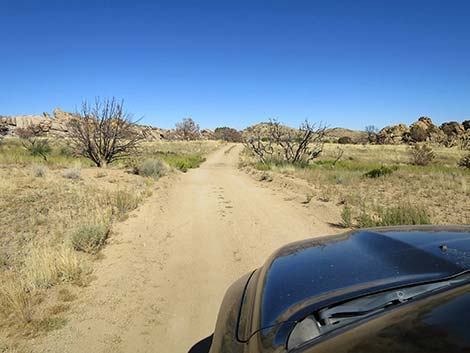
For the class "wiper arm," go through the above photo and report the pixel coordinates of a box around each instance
[287,273,470,350]
[319,281,451,324]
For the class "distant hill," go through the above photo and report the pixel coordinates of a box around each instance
[242,122,366,143]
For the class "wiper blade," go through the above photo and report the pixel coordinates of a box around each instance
[319,274,469,325]
[287,273,470,350]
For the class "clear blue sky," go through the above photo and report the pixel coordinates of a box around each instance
[1,0,470,130]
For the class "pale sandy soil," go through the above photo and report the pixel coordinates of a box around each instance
[31,144,341,353]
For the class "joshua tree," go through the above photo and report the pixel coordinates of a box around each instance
[66,97,144,167]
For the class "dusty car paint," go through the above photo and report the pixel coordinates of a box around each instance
[207,226,470,353]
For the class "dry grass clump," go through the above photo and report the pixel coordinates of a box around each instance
[23,247,83,290]
[0,277,32,323]
[62,166,81,179]
[30,164,47,178]
[70,223,109,254]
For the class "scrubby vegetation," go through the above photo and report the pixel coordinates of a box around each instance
[242,143,469,225]
[0,137,218,341]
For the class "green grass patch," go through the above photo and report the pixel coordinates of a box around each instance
[357,204,431,228]
[153,152,205,172]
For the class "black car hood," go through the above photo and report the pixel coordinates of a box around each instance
[239,226,470,343]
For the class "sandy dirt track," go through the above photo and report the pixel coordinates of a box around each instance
[34,145,339,353]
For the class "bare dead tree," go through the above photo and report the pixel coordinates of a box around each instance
[332,146,345,166]
[66,97,144,167]
[175,118,200,140]
[365,125,379,144]
[243,131,275,164]
[16,125,51,161]
[244,118,326,165]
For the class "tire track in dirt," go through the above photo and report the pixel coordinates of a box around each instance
[33,144,340,353]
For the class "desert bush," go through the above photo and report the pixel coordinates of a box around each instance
[66,97,144,167]
[16,126,52,161]
[113,189,140,217]
[71,223,109,254]
[357,204,430,227]
[341,205,353,227]
[245,119,326,165]
[134,158,167,179]
[410,143,435,166]
[31,164,48,177]
[214,127,243,142]
[23,247,82,290]
[458,153,470,169]
[338,136,353,144]
[364,166,394,178]
[259,172,273,182]
[63,166,81,179]
[175,117,200,140]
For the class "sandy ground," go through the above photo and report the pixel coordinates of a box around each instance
[32,145,340,353]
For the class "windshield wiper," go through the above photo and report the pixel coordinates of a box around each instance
[287,273,470,350]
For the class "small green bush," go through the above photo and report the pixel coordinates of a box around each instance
[71,223,109,254]
[364,166,394,178]
[341,205,353,227]
[135,158,167,179]
[357,204,430,227]
[338,136,353,144]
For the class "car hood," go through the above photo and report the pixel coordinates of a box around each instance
[238,226,470,345]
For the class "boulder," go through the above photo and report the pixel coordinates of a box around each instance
[441,121,465,137]
[463,120,470,131]
[409,116,443,143]
[377,124,409,144]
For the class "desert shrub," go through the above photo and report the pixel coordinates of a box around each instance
[71,223,109,254]
[135,158,167,179]
[113,189,140,217]
[341,205,353,227]
[364,166,394,178]
[458,153,470,169]
[31,164,48,177]
[338,136,353,144]
[357,204,430,227]
[214,127,243,142]
[259,172,273,182]
[63,166,81,179]
[410,143,435,166]
[23,247,82,289]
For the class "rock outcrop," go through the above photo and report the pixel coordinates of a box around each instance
[377,124,409,144]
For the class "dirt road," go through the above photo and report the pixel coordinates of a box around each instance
[34,145,338,353]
